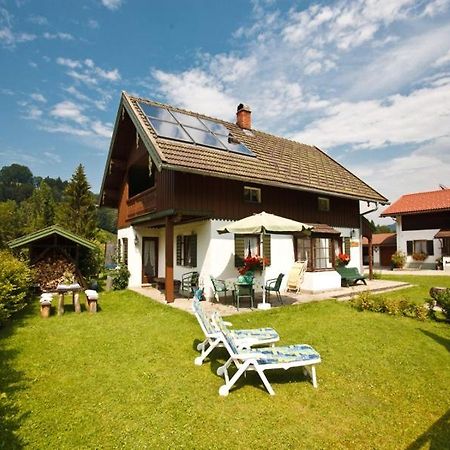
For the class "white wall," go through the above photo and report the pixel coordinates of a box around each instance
[396,216,441,265]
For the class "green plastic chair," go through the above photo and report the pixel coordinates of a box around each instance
[181,271,199,296]
[264,273,284,304]
[210,276,228,303]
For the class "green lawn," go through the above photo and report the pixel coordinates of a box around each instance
[1,281,449,449]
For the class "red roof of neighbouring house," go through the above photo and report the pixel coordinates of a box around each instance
[362,233,396,246]
[381,189,450,216]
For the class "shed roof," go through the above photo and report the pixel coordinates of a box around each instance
[100,92,388,207]
[362,233,396,246]
[8,225,96,250]
[381,189,450,216]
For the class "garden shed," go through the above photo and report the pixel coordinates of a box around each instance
[8,225,97,291]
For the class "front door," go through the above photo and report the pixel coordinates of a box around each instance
[142,237,158,284]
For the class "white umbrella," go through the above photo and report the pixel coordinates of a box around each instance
[218,212,312,309]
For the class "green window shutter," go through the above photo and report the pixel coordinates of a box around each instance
[122,238,128,267]
[262,234,271,266]
[427,240,434,256]
[176,235,183,266]
[190,234,197,267]
[406,241,413,256]
[344,237,350,254]
[234,236,245,267]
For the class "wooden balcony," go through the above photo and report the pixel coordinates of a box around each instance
[126,187,157,220]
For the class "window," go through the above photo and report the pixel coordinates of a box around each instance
[318,197,330,212]
[176,234,197,267]
[244,186,261,203]
[234,235,271,267]
[407,240,434,256]
[295,236,335,271]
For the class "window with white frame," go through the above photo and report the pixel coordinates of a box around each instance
[296,236,335,271]
[244,186,261,203]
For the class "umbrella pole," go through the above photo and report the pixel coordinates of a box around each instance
[258,232,271,310]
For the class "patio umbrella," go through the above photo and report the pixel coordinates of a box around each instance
[218,212,312,309]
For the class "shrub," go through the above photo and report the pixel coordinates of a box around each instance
[391,251,406,269]
[110,265,130,290]
[412,251,427,261]
[350,292,429,321]
[0,250,34,324]
[433,289,450,321]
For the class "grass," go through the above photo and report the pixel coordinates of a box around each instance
[1,279,449,449]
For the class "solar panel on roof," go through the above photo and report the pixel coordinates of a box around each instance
[185,127,227,150]
[199,118,229,136]
[139,103,176,122]
[171,111,208,130]
[136,101,255,157]
[147,118,193,143]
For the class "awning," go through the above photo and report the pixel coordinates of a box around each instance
[308,223,341,235]
[434,229,450,238]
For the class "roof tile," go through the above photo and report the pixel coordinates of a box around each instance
[382,189,450,216]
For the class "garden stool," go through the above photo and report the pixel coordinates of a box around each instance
[85,289,99,313]
[40,293,53,318]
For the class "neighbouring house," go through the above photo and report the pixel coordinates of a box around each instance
[99,92,388,301]
[362,233,396,267]
[381,188,450,270]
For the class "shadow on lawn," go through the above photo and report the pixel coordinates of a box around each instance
[419,329,450,352]
[0,302,35,449]
[406,409,450,450]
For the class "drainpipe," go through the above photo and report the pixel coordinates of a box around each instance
[360,204,379,280]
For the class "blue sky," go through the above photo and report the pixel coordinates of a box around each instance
[1,0,449,223]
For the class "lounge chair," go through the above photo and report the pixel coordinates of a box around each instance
[192,298,279,366]
[286,260,307,293]
[212,313,321,396]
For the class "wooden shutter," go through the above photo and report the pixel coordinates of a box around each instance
[406,241,413,256]
[262,234,271,266]
[344,237,350,254]
[427,240,434,256]
[234,236,245,267]
[190,234,197,267]
[176,235,183,266]
[122,238,128,267]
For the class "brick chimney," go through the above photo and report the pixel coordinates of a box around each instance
[236,103,251,129]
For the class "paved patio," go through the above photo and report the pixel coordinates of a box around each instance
[130,278,411,315]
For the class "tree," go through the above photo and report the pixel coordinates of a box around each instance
[22,180,56,233]
[0,201,24,248]
[0,164,34,202]
[57,165,97,239]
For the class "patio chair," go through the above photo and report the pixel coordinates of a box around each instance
[264,273,284,304]
[181,271,199,296]
[286,260,307,293]
[192,298,279,366]
[234,281,254,310]
[212,313,321,396]
[210,276,228,303]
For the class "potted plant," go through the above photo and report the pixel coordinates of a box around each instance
[412,251,427,261]
[337,253,350,266]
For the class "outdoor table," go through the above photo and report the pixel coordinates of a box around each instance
[56,283,82,315]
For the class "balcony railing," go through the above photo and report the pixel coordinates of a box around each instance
[127,187,157,220]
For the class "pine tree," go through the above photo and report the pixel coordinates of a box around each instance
[57,165,97,239]
[23,180,56,233]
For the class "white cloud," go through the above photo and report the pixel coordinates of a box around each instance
[422,0,450,16]
[43,31,74,40]
[433,48,450,67]
[87,19,99,29]
[294,78,450,149]
[50,101,88,124]
[56,57,82,69]
[28,15,48,25]
[43,151,62,164]
[91,120,113,138]
[31,93,47,103]
[57,57,121,86]
[101,0,122,10]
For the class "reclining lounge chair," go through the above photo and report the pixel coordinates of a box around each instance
[192,298,279,366]
[212,313,321,396]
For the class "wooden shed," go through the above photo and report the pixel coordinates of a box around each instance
[8,225,97,291]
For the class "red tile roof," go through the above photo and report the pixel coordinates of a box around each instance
[381,189,450,216]
[362,233,396,246]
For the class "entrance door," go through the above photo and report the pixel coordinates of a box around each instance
[142,237,158,284]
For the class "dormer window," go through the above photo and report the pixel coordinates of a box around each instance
[244,186,261,203]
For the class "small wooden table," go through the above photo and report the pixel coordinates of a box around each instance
[56,284,82,315]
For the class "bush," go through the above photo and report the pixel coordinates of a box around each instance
[350,292,429,321]
[433,289,450,321]
[391,251,406,269]
[0,250,34,324]
[110,265,130,290]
